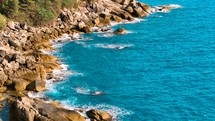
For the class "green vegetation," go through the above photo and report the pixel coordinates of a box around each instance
[0,0,79,26]
[0,14,6,30]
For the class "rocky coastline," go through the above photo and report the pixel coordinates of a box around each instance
[0,0,179,120]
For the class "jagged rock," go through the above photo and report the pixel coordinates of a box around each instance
[123,0,131,5]
[86,109,112,121]
[113,28,127,34]
[133,6,147,17]
[111,15,123,22]
[9,39,21,48]
[7,21,16,30]
[0,49,6,58]
[125,6,134,13]
[93,17,100,26]
[59,12,69,22]
[14,54,26,65]
[14,78,29,92]
[119,11,134,21]
[10,97,86,121]
[137,2,152,13]
[20,22,28,30]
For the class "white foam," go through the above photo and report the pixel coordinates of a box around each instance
[153,4,182,13]
[73,87,91,95]
[98,33,114,38]
[28,91,45,98]
[166,4,182,9]
[81,104,133,120]
[54,34,72,43]
[94,43,134,50]
[110,18,146,26]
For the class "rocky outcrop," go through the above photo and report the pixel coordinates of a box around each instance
[9,97,86,121]
[0,0,155,95]
[86,109,112,121]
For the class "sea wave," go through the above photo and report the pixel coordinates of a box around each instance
[77,104,133,120]
[94,43,134,50]
[110,18,145,26]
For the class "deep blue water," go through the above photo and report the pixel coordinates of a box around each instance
[47,0,215,120]
[1,0,215,120]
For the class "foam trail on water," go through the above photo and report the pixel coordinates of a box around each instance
[110,18,146,26]
[73,87,91,95]
[94,43,134,50]
[98,33,114,38]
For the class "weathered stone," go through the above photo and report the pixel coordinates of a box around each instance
[20,22,28,30]
[9,39,21,48]
[7,21,16,30]
[10,61,19,71]
[14,54,26,65]
[119,11,134,21]
[13,79,29,92]
[93,17,100,26]
[0,49,6,58]
[86,109,112,121]
[133,6,148,17]
[111,15,123,22]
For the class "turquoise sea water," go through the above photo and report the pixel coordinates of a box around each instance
[1,0,215,120]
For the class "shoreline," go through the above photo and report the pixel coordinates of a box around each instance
[0,0,181,120]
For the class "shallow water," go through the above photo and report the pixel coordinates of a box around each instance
[1,0,215,120]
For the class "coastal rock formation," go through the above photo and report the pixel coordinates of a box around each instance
[86,109,112,121]
[0,0,154,95]
[9,97,86,121]
[0,0,181,120]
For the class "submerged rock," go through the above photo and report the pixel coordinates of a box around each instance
[113,28,127,35]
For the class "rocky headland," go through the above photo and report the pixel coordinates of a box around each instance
[0,0,180,120]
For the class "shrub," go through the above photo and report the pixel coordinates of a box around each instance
[0,14,6,30]
[62,0,75,8]
[0,0,20,18]
[0,0,77,26]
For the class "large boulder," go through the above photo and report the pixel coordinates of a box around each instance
[10,97,86,121]
[86,109,112,121]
